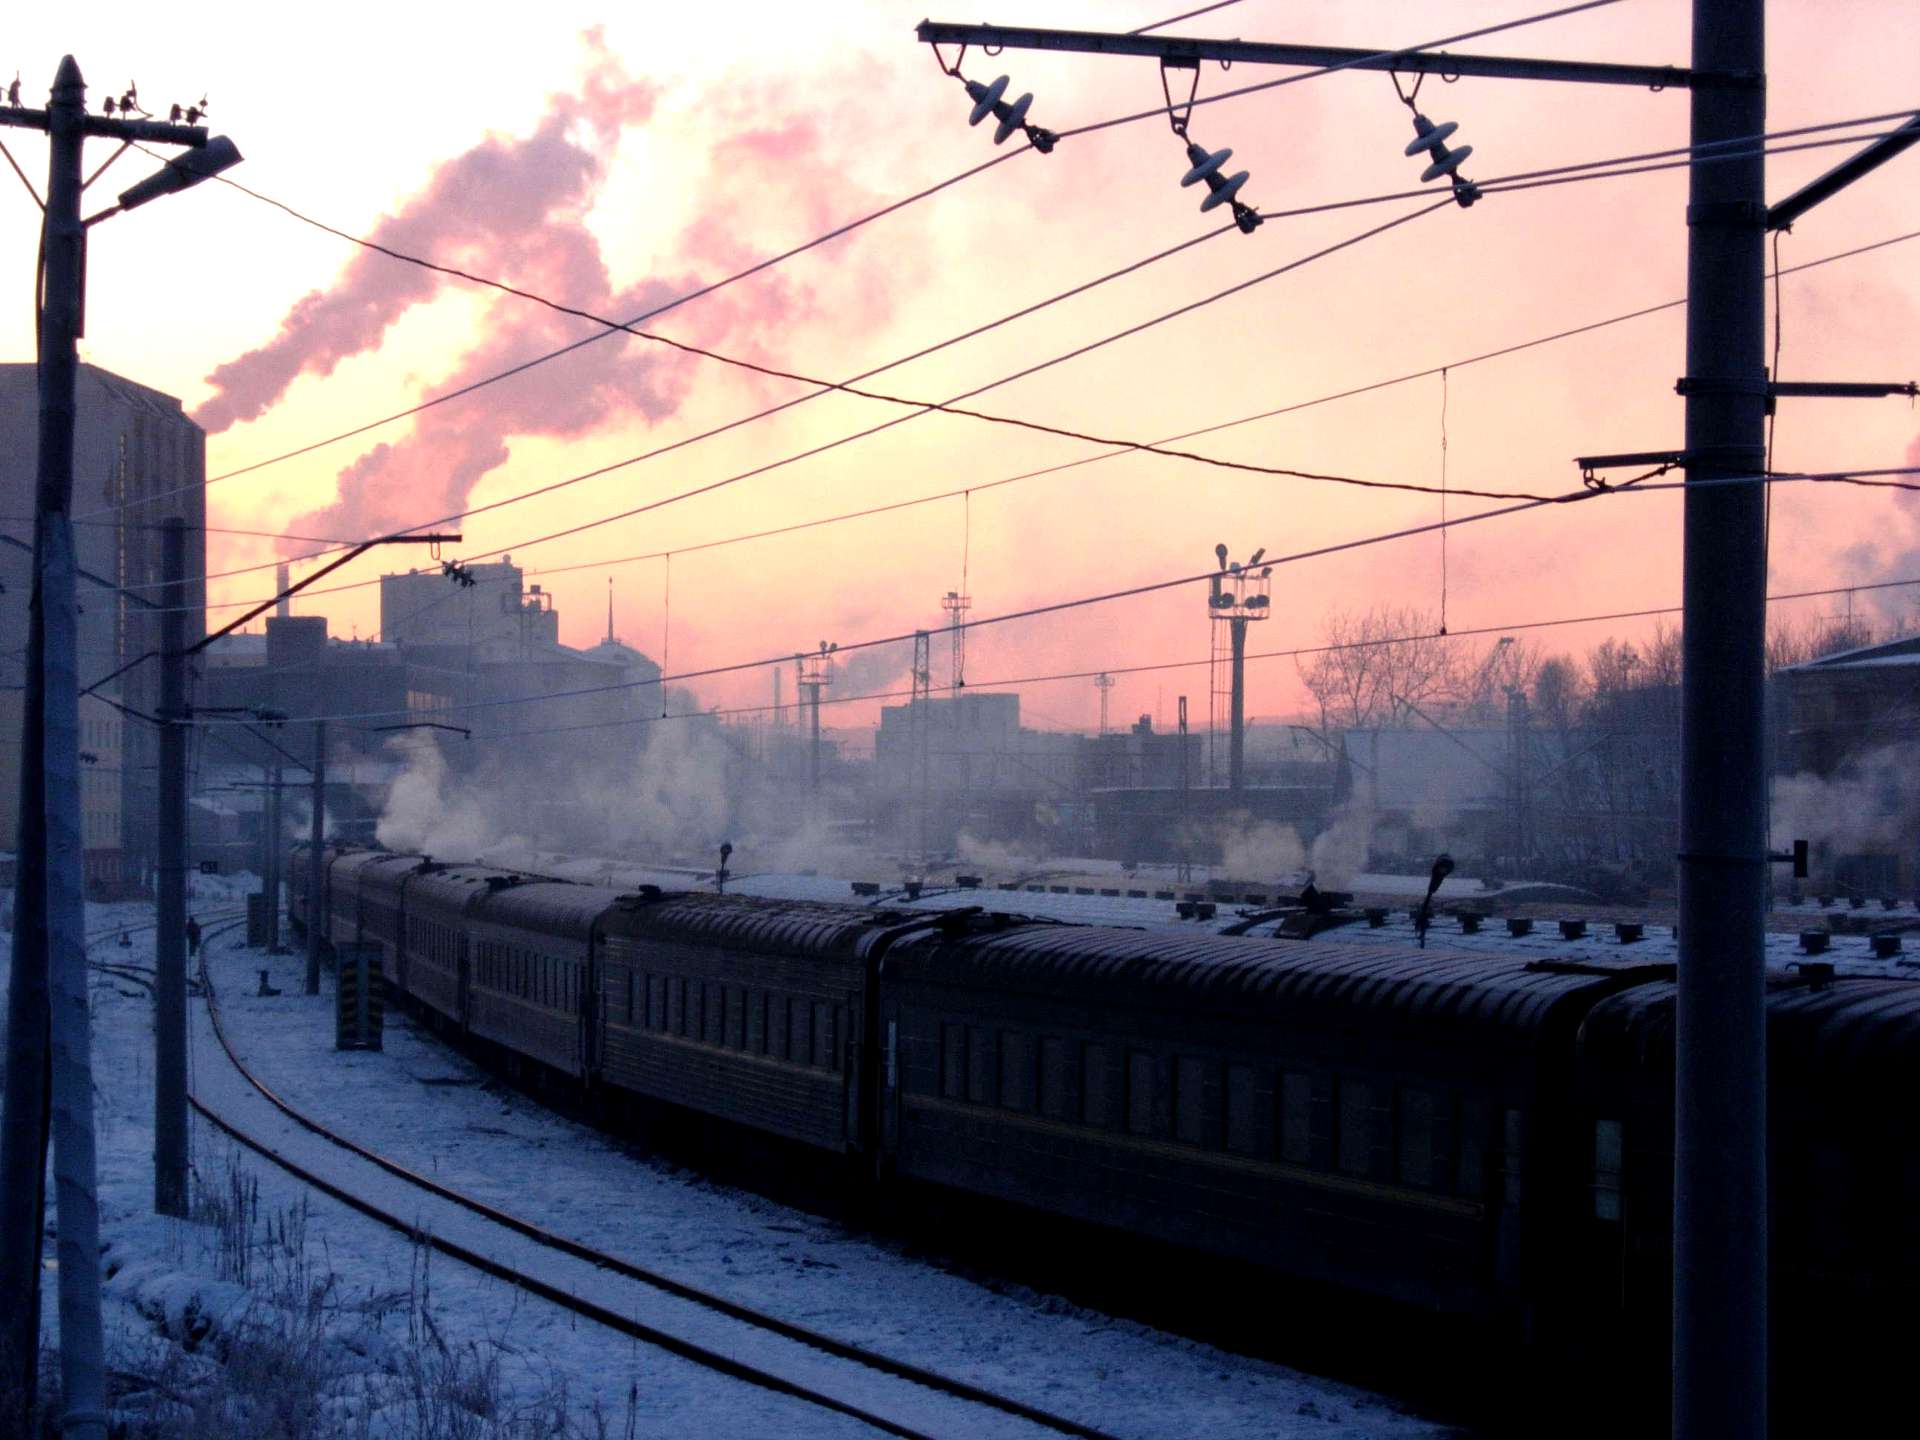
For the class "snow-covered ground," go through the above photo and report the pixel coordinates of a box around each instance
[1,898,1465,1437]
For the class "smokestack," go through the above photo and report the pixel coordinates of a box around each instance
[275,563,290,619]
[773,665,784,733]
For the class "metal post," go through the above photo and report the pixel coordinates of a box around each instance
[1228,617,1247,794]
[808,685,822,792]
[1675,2,1768,1436]
[305,720,326,995]
[154,518,188,1216]
[266,764,282,952]
[1177,696,1191,881]
[13,55,107,1440]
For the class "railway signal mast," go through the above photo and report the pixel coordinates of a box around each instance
[797,642,836,794]
[916,5,1920,1433]
[1206,544,1269,794]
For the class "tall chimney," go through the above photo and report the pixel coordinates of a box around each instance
[275,562,291,619]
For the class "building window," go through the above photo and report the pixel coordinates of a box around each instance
[1337,1079,1376,1178]
[1174,1056,1211,1147]
[1398,1087,1439,1188]
[999,1032,1034,1113]
[1126,1050,1155,1136]
[942,1023,967,1100]
[1039,1036,1074,1122]
[1279,1071,1313,1165]
[1225,1064,1258,1157]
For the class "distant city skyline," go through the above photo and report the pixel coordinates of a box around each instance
[5,1,1918,736]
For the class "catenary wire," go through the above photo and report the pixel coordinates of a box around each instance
[93,222,1920,620]
[131,112,1912,606]
[186,465,1920,733]
[210,461,1920,732]
[118,196,1462,601]
[93,0,1628,524]
[172,115,1916,581]
[359,574,1920,751]
[167,114,1910,607]
[175,109,1911,571]
[1131,1,1244,35]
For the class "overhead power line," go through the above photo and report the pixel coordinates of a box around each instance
[182,463,1920,733]
[176,112,1915,575]
[91,220,1920,621]
[362,573,1920,752]
[94,0,1630,522]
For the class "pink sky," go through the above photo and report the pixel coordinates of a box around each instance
[4,1,1918,734]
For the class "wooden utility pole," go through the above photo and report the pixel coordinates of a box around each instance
[0,60,221,1436]
[154,518,188,1216]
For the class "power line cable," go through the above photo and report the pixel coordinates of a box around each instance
[93,222,1920,621]
[120,196,1462,600]
[361,573,1920,751]
[146,112,1911,608]
[187,117,1916,570]
[94,0,1629,523]
[184,462,1920,732]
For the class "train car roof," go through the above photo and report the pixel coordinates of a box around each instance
[471,880,616,940]
[888,923,1668,1045]
[1578,972,1920,1102]
[602,892,902,958]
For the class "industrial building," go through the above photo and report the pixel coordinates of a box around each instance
[0,363,205,893]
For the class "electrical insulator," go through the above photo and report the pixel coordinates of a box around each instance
[1405,114,1481,207]
[1179,142,1260,233]
[964,74,1055,151]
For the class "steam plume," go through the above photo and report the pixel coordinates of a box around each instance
[199,32,892,547]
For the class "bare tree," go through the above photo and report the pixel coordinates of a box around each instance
[1297,607,1455,732]
[1455,635,1546,721]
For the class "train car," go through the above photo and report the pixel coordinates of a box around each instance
[594,893,917,1154]
[394,863,523,1028]
[321,848,395,948]
[1573,969,1920,1427]
[464,880,611,1080]
[875,927,1671,1330]
[285,842,334,938]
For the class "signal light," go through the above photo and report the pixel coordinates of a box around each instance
[1405,114,1481,207]
[962,74,1056,152]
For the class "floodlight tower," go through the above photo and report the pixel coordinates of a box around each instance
[1206,544,1271,794]
[1094,672,1116,737]
[796,642,836,792]
[941,589,970,697]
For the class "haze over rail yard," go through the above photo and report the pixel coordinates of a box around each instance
[3,3,1919,1438]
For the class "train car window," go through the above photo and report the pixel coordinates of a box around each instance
[1457,1097,1490,1198]
[999,1032,1035,1114]
[1126,1050,1156,1137]
[1336,1079,1376,1177]
[622,972,635,1025]
[1174,1057,1211,1147]
[1039,1036,1075,1122]
[747,990,765,1052]
[968,1027,995,1105]
[1397,1087,1439,1188]
[724,987,741,1049]
[942,1023,967,1100]
[813,1002,835,1070]
[1279,1071,1314,1165]
[1225,1064,1259,1157]
[670,976,687,1036]
[1592,1118,1624,1221]
[1083,1043,1115,1128]
[790,996,812,1065]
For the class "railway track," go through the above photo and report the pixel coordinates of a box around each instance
[190,923,1121,1440]
[85,905,247,992]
